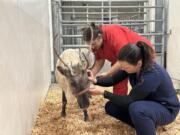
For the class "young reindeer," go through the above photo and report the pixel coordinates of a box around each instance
[54,43,93,121]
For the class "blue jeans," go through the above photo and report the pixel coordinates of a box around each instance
[105,101,177,135]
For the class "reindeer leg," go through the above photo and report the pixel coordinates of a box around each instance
[61,91,67,117]
[83,109,89,121]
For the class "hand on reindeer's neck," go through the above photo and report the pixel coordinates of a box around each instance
[89,87,105,95]
[88,77,97,84]
[87,69,97,84]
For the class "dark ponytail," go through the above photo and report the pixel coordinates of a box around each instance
[136,41,155,71]
[81,22,102,42]
[118,41,155,71]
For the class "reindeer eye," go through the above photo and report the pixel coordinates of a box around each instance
[82,69,86,74]
[71,80,76,86]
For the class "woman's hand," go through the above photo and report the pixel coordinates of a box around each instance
[87,69,97,84]
[88,87,105,95]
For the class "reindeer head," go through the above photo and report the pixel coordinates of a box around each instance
[56,50,92,109]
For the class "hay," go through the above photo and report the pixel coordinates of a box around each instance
[32,84,180,135]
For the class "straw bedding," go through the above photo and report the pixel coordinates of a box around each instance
[32,84,180,135]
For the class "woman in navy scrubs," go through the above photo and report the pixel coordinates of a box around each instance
[88,41,180,135]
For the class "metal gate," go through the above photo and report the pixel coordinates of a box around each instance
[52,0,168,70]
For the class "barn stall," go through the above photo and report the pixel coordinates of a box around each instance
[32,0,180,134]
[1,0,180,135]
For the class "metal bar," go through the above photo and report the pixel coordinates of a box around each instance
[61,33,164,38]
[101,1,104,24]
[86,3,89,23]
[156,52,164,55]
[61,45,164,50]
[62,45,89,48]
[61,0,148,2]
[154,43,163,46]
[163,0,169,68]
[62,35,82,37]
[161,0,165,67]
[60,6,163,9]
[117,23,147,26]
[60,19,163,23]
[58,1,63,54]
[140,33,164,36]
[61,23,147,26]
[61,43,163,47]
[144,0,149,37]
[109,0,112,24]
[61,11,147,15]
[70,16,148,20]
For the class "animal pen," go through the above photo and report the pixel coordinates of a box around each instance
[32,0,180,135]
[1,0,180,135]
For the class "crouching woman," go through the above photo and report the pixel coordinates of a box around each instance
[88,41,180,135]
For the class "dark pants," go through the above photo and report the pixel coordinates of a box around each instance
[105,101,177,135]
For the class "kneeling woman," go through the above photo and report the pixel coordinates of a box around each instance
[88,41,180,135]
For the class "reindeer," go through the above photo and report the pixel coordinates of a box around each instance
[54,46,93,121]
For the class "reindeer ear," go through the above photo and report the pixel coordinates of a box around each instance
[57,66,71,76]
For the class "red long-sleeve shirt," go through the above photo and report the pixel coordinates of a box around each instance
[95,25,154,95]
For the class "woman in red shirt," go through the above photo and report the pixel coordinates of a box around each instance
[82,22,154,95]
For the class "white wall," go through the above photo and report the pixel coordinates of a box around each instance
[0,1,51,135]
[167,0,180,88]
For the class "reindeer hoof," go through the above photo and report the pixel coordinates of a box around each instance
[61,112,66,117]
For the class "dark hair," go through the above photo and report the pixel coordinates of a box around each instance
[118,41,155,71]
[81,22,102,42]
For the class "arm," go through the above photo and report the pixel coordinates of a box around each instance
[105,71,161,107]
[97,61,121,78]
[105,61,121,76]
[90,70,161,108]
[91,59,105,76]
[95,70,128,87]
